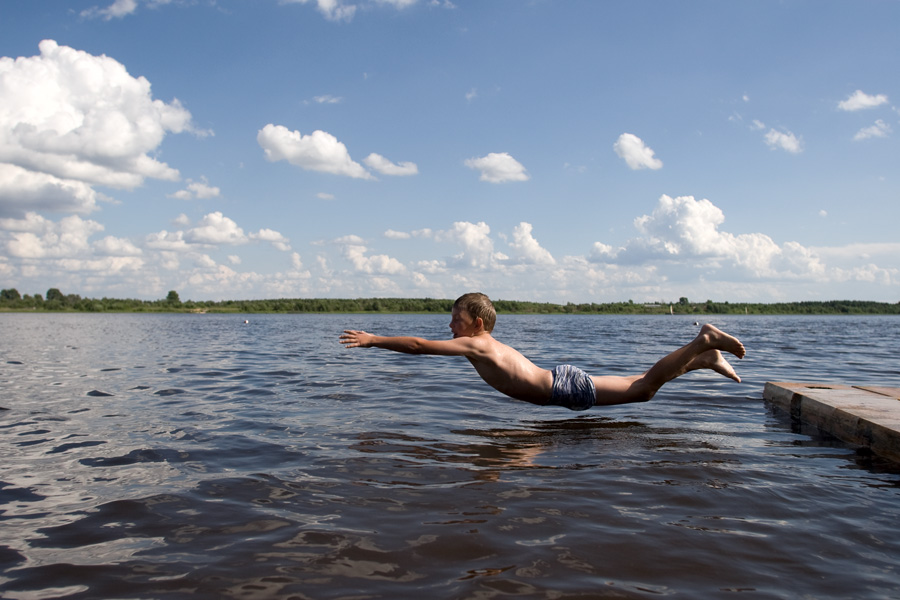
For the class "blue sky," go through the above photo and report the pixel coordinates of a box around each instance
[1,0,898,303]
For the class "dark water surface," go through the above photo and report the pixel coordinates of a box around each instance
[2,313,900,599]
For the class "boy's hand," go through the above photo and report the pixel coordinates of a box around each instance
[340,330,372,348]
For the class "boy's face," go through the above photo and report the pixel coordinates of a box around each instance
[449,307,480,338]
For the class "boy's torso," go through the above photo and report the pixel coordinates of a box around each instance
[464,335,553,403]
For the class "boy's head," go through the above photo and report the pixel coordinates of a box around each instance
[453,292,496,333]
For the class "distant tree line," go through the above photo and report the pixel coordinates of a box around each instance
[2,288,899,315]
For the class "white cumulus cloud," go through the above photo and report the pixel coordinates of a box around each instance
[838,90,889,111]
[436,221,505,267]
[94,235,142,256]
[384,229,411,240]
[336,236,406,274]
[282,0,357,22]
[312,94,343,104]
[81,0,139,20]
[257,124,374,180]
[185,212,247,246]
[2,212,104,259]
[464,152,529,183]
[0,41,195,192]
[145,229,189,252]
[168,177,221,200]
[613,133,663,170]
[250,228,291,252]
[284,0,420,21]
[623,194,811,277]
[364,153,418,176]
[508,222,555,265]
[764,128,803,153]
[0,163,103,217]
[853,119,892,141]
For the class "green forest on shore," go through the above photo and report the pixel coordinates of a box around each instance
[2,287,899,315]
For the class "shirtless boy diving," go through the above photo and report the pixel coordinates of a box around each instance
[339,292,746,410]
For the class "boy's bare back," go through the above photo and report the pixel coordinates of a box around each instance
[462,333,555,403]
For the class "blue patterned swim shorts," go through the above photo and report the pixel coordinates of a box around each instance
[549,365,596,411]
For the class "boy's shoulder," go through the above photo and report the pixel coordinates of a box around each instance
[464,332,509,355]
[446,331,499,353]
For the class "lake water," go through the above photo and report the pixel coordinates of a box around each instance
[2,313,900,599]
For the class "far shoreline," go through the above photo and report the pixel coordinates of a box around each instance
[2,294,899,316]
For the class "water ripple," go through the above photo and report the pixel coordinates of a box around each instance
[1,313,899,598]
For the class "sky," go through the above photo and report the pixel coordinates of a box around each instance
[1,0,899,304]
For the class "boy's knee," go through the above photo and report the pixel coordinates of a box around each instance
[634,391,654,403]
[633,383,655,403]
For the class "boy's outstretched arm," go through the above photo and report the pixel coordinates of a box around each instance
[340,330,475,356]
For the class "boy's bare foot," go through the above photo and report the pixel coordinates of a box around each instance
[685,349,742,382]
[699,324,745,359]
[693,349,742,383]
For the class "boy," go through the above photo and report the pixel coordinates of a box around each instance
[339,292,745,410]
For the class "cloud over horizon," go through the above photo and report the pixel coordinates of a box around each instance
[0,40,199,217]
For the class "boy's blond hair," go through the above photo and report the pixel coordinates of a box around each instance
[453,292,496,332]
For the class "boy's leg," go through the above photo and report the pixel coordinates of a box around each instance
[591,324,745,406]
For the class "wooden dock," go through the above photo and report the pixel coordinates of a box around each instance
[764,382,900,463]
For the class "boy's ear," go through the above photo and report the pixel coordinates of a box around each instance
[474,317,485,331]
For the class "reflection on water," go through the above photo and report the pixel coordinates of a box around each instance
[2,313,900,599]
